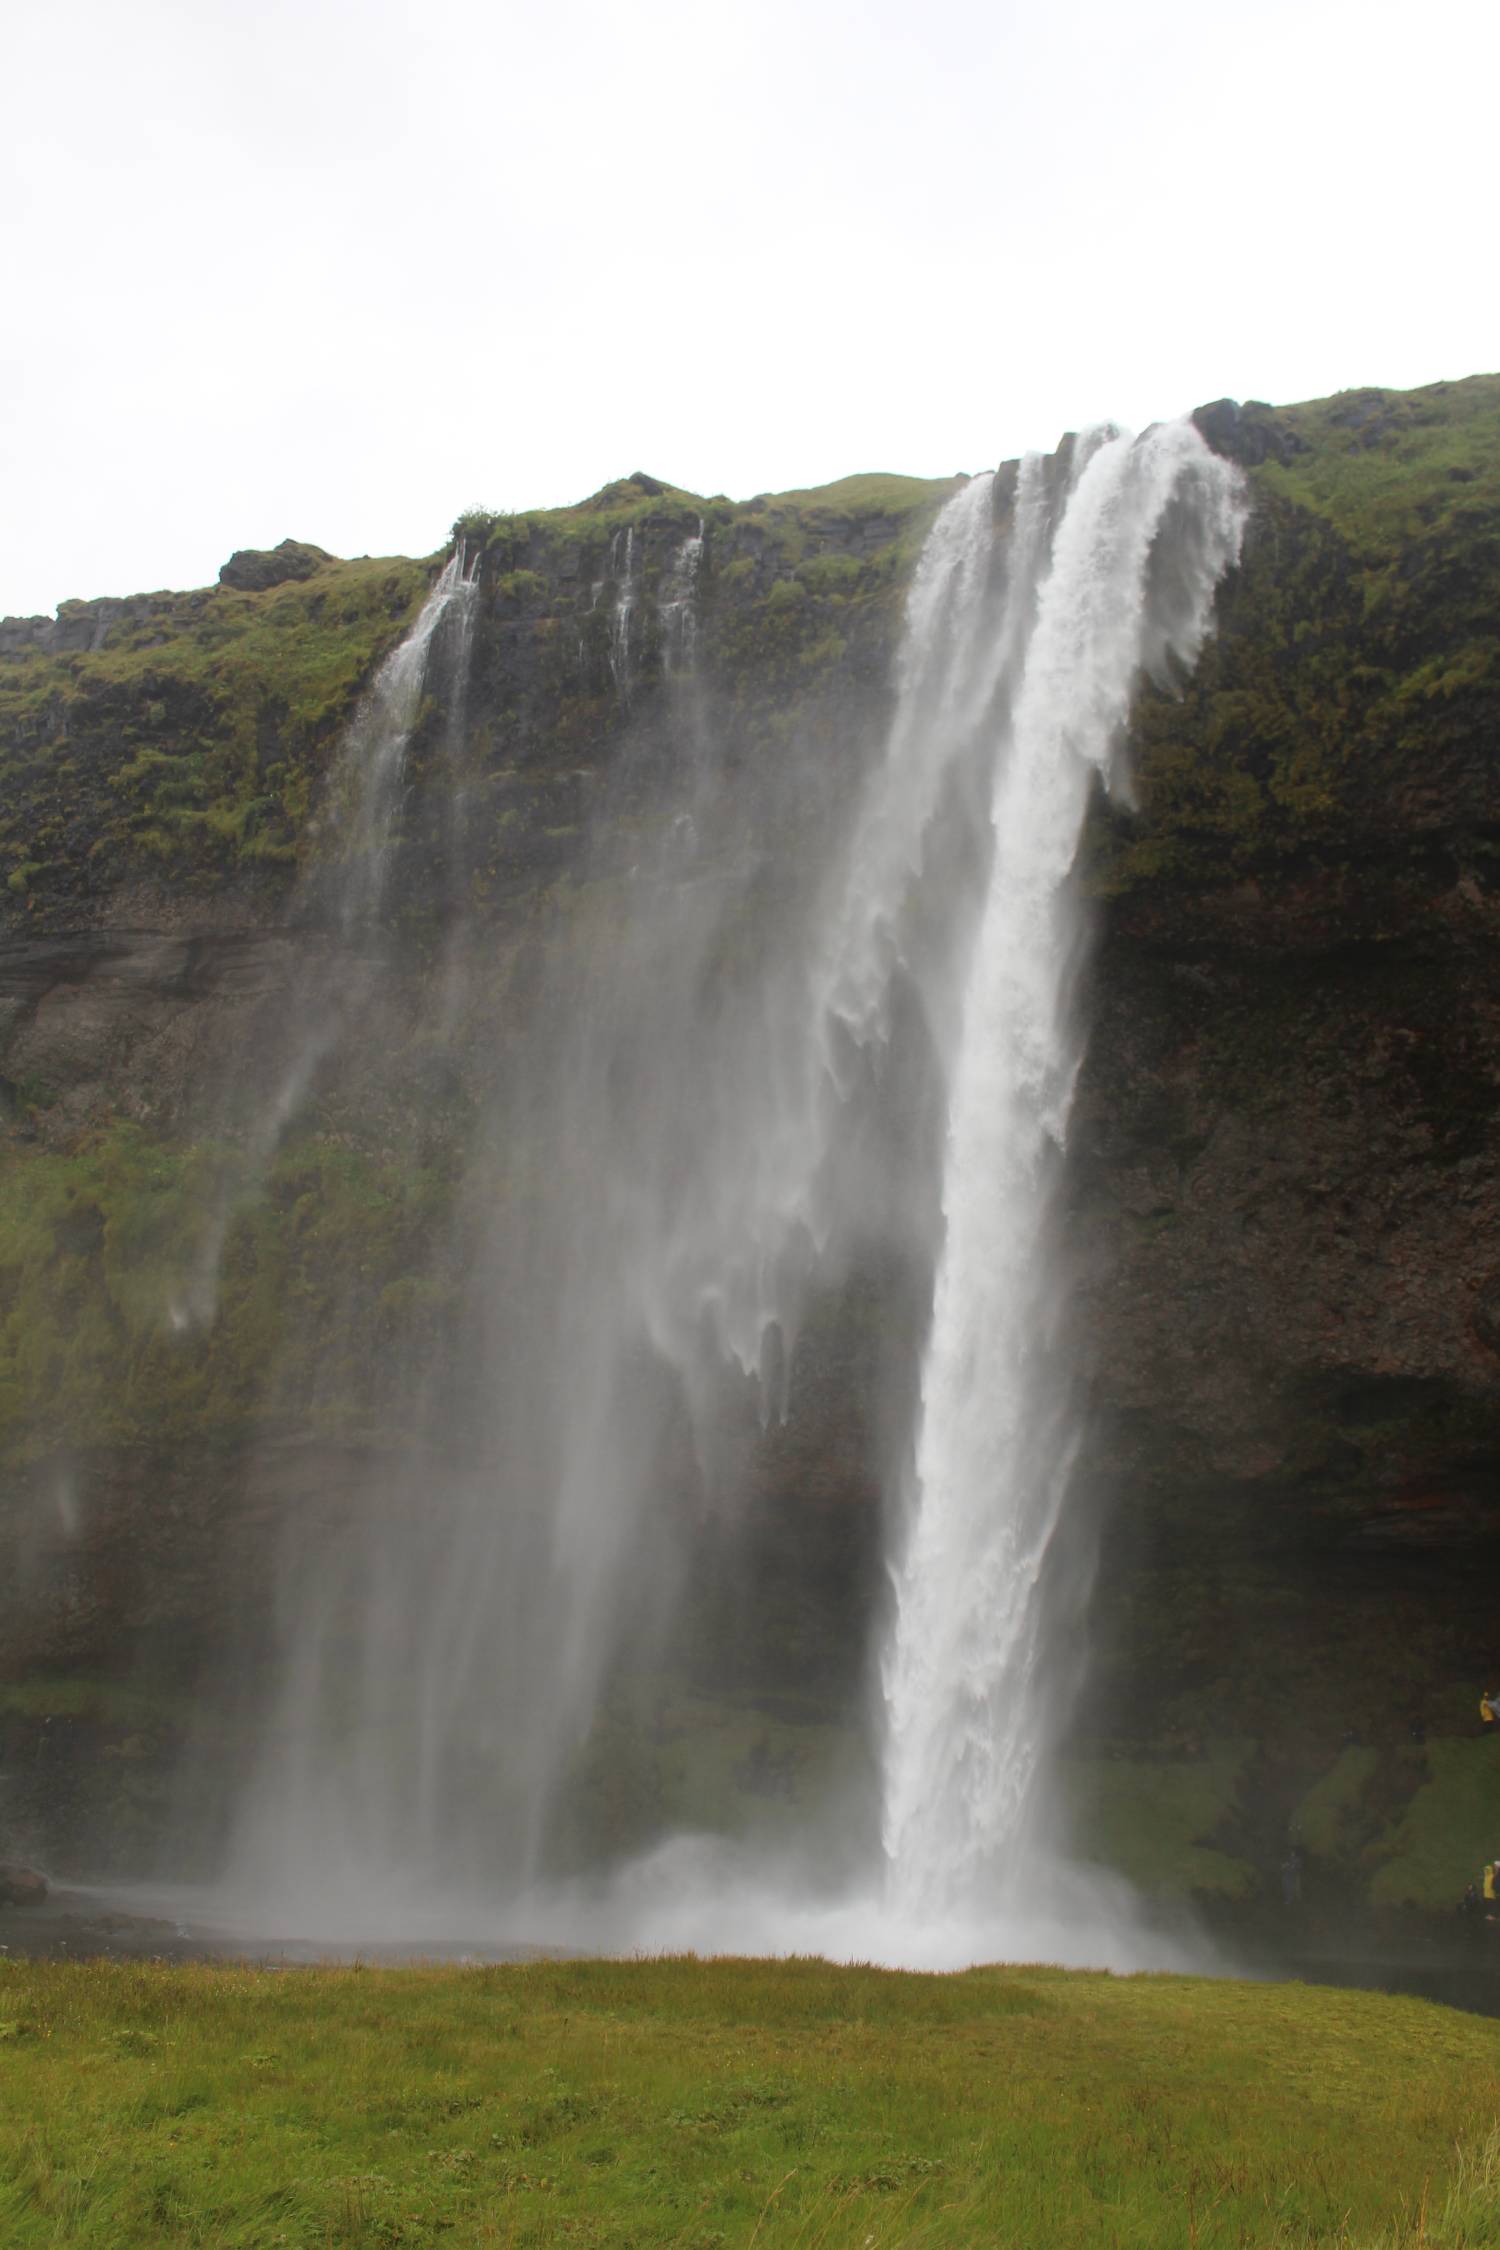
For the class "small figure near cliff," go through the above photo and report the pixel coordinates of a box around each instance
[1483,1862,1497,1918]
[1481,1691,1499,1729]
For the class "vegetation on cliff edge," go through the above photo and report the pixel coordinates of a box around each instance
[0,556,431,904]
[1093,373,1500,901]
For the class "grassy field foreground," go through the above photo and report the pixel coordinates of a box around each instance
[3,1957,1500,2248]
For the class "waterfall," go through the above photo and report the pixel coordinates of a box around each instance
[880,423,1246,1918]
[200,420,1245,1959]
[659,519,705,677]
[173,546,479,1328]
[608,525,639,698]
[616,423,1244,1936]
[632,469,1034,1405]
[330,545,478,933]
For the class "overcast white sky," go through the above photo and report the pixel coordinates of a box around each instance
[3,0,1496,615]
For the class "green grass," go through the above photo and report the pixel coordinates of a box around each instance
[455,465,953,698]
[459,470,953,551]
[1065,1745,1258,1898]
[1370,1739,1500,1909]
[0,1674,180,1727]
[1090,371,1500,899]
[1260,375,1500,563]
[1,1958,1498,2246]
[0,1118,457,1466]
[0,553,429,898]
[744,471,958,518]
[1294,1749,1381,1862]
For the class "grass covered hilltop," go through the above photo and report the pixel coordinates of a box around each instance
[3,1956,1500,2247]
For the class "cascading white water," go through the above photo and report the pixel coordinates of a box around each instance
[659,519,705,677]
[196,421,1247,1964]
[881,423,1246,1919]
[172,547,478,1327]
[611,423,1244,1945]
[609,525,638,698]
[495,422,1249,1968]
[221,480,1033,1923]
[634,468,1038,1402]
[334,544,478,932]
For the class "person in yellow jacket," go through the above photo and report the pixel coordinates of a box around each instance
[1482,1692,1499,1726]
[1484,1863,1496,1914]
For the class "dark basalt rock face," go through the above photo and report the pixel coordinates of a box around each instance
[1051,377,1500,1902]
[1080,376,1500,1535]
[2,385,1499,1910]
[1191,396,1309,469]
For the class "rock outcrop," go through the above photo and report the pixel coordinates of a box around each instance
[217,538,334,592]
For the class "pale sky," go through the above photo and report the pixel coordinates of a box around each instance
[4,0,1496,617]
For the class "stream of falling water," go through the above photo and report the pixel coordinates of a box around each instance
[174,547,479,1327]
[660,520,705,677]
[588,424,1246,1964]
[881,424,1246,1923]
[329,544,479,934]
[204,426,1245,1965]
[609,525,639,698]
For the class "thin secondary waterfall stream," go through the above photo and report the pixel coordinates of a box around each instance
[202,423,1244,1963]
[175,548,479,1327]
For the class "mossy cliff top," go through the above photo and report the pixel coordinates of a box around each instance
[9,374,1498,935]
[0,552,432,914]
[0,470,956,927]
[455,465,952,552]
[1094,372,1500,929]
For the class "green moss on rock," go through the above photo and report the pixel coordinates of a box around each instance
[1091,373,1500,906]
[218,538,334,593]
[1293,1745,1380,1859]
[0,1120,456,1471]
[0,555,430,911]
[1367,1737,1500,1907]
[1064,1743,1258,1898]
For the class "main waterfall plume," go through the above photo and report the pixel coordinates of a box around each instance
[181,427,1247,1958]
[882,426,1246,1920]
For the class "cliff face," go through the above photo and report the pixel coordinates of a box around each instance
[1079,383,1500,1512]
[1063,381,1500,1904]
[4,385,1500,1912]
[0,471,951,1876]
